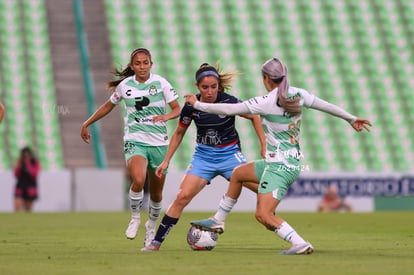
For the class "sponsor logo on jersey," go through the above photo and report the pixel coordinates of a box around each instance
[112,93,120,101]
[170,88,177,97]
[200,129,222,145]
[134,96,150,111]
[135,117,153,123]
[191,112,201,119]
[182,116,191,125]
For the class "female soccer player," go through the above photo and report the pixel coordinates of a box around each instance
[142,63,266,251]
[81,48,180,247]
[187,57,371,255]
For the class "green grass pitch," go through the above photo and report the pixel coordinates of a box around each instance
[1,211,413,275]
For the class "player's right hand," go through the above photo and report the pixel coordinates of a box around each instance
[155,161,169,178]
[80,126,91,144]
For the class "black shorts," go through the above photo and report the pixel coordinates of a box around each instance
[15,186,38,201]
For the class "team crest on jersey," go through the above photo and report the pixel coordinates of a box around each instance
[148,85,158,96]
[124,142,135,154]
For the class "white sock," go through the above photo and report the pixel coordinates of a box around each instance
[148,199,162,227]
[129,189,143,220]
[275,221,306,245]
[213,195,237,221]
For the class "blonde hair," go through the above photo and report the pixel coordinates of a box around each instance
[262,58,301,116]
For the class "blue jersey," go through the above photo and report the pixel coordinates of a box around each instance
[179,92,241,148]
[180,92,246,181]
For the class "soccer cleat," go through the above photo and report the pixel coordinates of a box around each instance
[141,240,161,252]
[279,242,314,255]
[125,218,140,240]
[190,217,225,234]
[144,220,155,247]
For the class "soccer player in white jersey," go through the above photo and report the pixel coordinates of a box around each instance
[81,48,180,247]
[186,57,371,255]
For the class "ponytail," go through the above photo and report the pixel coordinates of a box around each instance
[262,58,301,116]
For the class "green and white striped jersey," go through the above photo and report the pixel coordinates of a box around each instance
[110,74,179,146]
[244,87,315,166]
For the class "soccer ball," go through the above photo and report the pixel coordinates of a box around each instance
[186,225,218,251]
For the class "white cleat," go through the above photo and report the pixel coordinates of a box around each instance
[144,220,155,247]
[280,242,314,255]
[125,218,140,240]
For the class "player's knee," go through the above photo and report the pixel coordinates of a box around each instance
[255,210,265,224]
[130,179,145,192]
[175,191,193,207]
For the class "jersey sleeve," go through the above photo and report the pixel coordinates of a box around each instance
[178,105,192,128]
[161,78,179,103]
[109,86,123,105]
[298,88,315,108]
[244,94,271,115]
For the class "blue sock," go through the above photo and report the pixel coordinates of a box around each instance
[154,214,179,243]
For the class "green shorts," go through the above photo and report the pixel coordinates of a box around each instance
[124,141,168,173]
[254,159,300,200]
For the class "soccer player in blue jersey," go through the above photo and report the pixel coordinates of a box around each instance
[186,57,371,255]
[141,63,266,251]
[81,48,180,247]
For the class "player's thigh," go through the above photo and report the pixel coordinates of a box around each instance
[127,155,148,184]
[177,174,209,201]
[232,161,260,183]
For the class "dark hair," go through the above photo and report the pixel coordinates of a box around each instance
[20,146,37,164]
[195,62,238,91]
[262,58,301,116]
[107,48,153,90]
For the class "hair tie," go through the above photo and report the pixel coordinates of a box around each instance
[195,70,219,82]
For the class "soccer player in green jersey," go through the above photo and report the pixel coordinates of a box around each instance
[186,57,371,255]
[81,48,180,247]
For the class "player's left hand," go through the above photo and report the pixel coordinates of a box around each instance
[153,115,167,123]
[352,118,372,132]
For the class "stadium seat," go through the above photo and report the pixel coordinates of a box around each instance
[101,0,414,172]
[0,0,33,167]
[22,0,64,169]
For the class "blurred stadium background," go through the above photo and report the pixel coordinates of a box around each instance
[0,0,413,212]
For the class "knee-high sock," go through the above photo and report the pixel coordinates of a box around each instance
[153,214,179,244]
[213,195,237,221]
[147,199,162,228]
[129,189,143,220]
[275,221,306,245]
